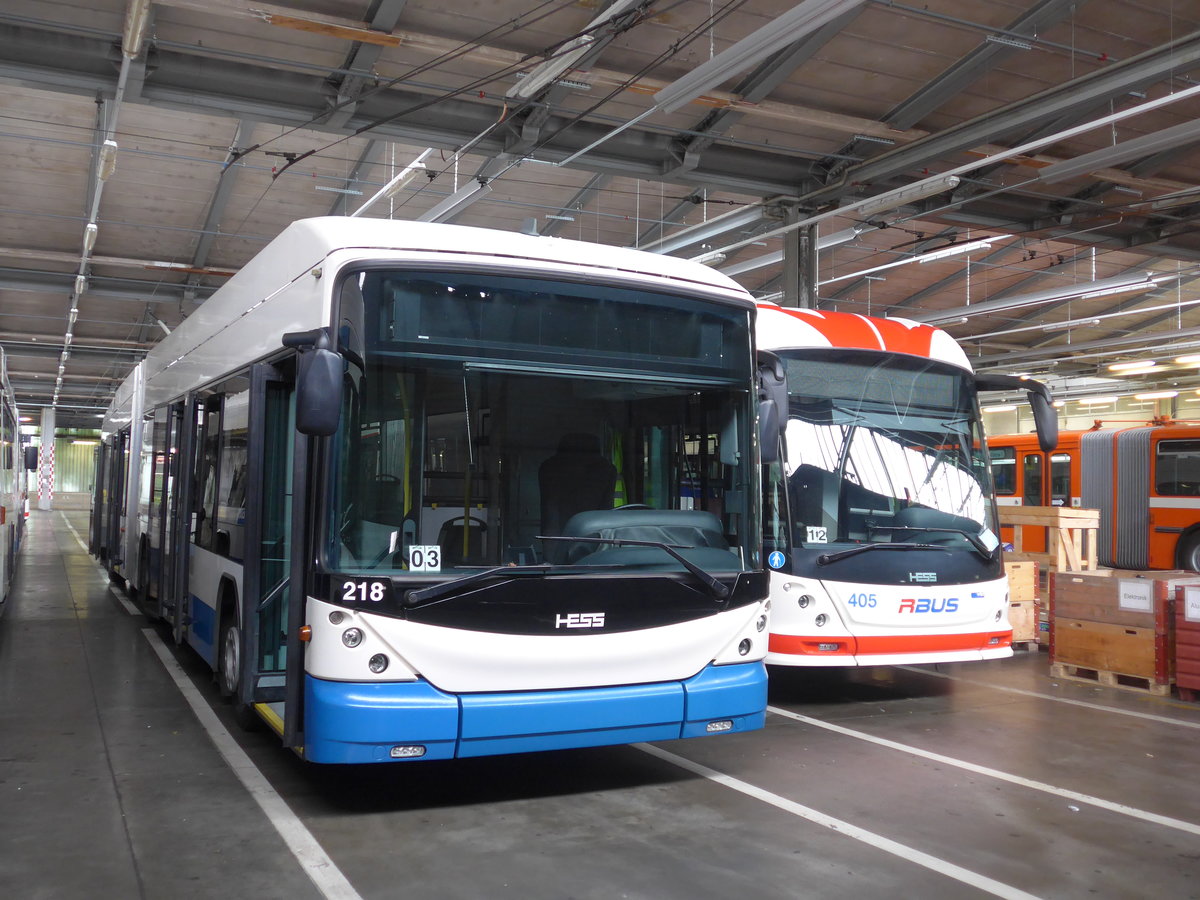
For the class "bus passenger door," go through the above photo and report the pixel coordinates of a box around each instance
[239,362,299,743]
[164,399,196,645]
[157,401,188,637]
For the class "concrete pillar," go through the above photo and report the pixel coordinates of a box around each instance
[37,407,55,511]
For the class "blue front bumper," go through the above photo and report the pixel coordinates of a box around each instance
[302,662,767,764]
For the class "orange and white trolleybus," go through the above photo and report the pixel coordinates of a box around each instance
[756,303,1056,666]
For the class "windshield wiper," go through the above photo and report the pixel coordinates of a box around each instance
[817,542,946,565]
[403,565,555,609]
[538,535,730,601]
[885,525,996,561]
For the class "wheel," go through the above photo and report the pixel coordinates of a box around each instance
[219,616,259,731]
[1179,533,1200,572]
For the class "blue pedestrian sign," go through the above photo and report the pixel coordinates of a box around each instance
[767,551,786,570]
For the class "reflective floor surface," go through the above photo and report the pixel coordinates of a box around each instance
[3,510,1199,900]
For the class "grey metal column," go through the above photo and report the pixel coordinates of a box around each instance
[781,209,818,309]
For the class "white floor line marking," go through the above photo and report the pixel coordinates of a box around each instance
[767,705,1200,837]
[635,743,1040,900]
[142,629,363,900]
[59,513,140,615]
[897,665,1200,730]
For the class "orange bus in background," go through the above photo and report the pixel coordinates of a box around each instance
[988,423,1200,571]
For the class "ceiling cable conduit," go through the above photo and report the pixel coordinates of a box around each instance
[55,0,152,410]
[906,271,1180,326]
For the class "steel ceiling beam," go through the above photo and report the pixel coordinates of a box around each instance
[807,29,1200,201]
[884,0,1082,131]
[0,21,819,198]
[666,7,864,176]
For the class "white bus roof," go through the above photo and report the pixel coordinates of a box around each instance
[103,218,755,432]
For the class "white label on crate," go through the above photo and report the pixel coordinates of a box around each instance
[1186,586,1200,623]
[1118,579,1153,612]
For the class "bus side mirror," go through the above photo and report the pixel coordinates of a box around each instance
[23,445,38,471]
[295,348,343,436]
[757,351,787,464]
[1026,384,1058,453]
[975,372,1058,453]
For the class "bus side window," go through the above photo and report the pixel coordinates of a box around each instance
[990,447,1015,495]
[1050,453,1071,507]
[1156,439,1200,496]
[193,399,222,549]
[1022,453,1043,506]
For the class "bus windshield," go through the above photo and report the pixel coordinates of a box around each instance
[771,349,998,559]
[328,268,757,579]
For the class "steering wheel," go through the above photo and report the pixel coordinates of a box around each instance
[616,503,653,510]
[376,473,400,482]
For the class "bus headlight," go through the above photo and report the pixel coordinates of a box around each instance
[756,615,767,632]
[814,613,828,627]
[738,639,752,656]
[798,594,814,608]
[329,610,345,624]
[342,628,364,648]
[369,653,389,673]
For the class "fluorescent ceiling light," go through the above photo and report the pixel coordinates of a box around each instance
[653,0,868,113]
[509,35,595,99]
[97,139,118,182]
[1077,280,1156,300]
[122,0,152,59]
[821,232,1003,286]
[918,237,997,262]
[1135,391,1179,400]
[416,180,493,224]
[1042,317,1100,332]
[985,34,1033,50]
[718,226,864,276]
[1077,396,1118,405]
[315,186,363,195]
[351,149,433,217]
[851,175,961,218]
[982,405,1017,413]
[1039,118,1200,184]
[1176,354,1200,364]
[853,134,896,145]
[544,214,575,221]
[908,271,1164,325]
[507,0,643,100]
[1109,359,1156,371]
[641,205,764,254]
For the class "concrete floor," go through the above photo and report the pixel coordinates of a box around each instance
[3,509,1199,900]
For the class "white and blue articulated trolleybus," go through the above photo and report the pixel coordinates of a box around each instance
[95,217,777,763]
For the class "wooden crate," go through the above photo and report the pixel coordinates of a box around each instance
[1005,559,1037,605]
[1049,569,1196,692]
[999,506,1099,572]
[1176,585,1200,701]
[1009,600,1037,645]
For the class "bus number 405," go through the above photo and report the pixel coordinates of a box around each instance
[847,593,877,608]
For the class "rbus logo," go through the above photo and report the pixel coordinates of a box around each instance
[898,597,959,613]
[556,612,606,629]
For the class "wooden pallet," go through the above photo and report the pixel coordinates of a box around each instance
[1050,662,1172,696]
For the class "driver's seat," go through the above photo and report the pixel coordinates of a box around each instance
[539,433,616,562]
